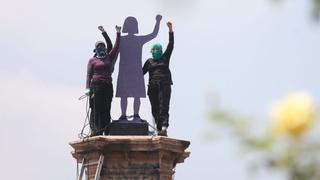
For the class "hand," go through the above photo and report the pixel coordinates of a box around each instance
[98,26,105,32]
[156,14,162,21]
[167,22,173,32]
[115,25,121,33]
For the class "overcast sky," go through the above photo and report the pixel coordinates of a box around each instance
[1,0,320,179]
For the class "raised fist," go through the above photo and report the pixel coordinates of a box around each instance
[115,25,122,33]
[156,14,162,21]
[98,26,105,32]
[167,22,172,28]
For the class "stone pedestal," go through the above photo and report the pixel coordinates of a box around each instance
[69,136,190,180]
[109,119,149,135]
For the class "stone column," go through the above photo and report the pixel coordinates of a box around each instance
[70,136,190,180]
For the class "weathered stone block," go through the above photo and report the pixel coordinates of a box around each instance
[70,136,190,180]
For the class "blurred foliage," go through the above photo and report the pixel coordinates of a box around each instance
[209,92,320,180]
[313,0,320,20]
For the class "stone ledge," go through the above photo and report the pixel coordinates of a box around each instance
[70,136,190,154]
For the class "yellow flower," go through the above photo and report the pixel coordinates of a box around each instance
[270,92,315,136]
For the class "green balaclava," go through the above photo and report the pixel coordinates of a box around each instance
[151,43,163,59]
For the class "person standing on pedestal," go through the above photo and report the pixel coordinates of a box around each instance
[86,25,121,136]
[143,22,174,136]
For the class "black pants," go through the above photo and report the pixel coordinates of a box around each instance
[89,81,113,135]
[147,82,171,131]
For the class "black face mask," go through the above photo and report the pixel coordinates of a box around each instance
[95,48,106,58]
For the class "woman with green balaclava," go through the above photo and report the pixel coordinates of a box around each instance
[142,22,174,136]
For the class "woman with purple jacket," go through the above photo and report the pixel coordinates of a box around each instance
[86,25,121,136]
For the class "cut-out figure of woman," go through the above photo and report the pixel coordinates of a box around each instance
[116,15,162,120]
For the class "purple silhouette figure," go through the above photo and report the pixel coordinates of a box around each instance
[116,15,162,120]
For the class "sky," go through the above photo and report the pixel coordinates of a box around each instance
[1,0,320,179]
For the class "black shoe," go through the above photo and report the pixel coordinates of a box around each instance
[133,114,141,122]
[133,114,140,118]
[90,131,99,137]
[158,129,167,137]
[118,115,127,121]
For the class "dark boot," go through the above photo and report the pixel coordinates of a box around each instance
[158,129,167,137]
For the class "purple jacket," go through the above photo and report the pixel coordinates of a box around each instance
[86,32,120,88]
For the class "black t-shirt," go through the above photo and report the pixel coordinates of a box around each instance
[143,32,174,85]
